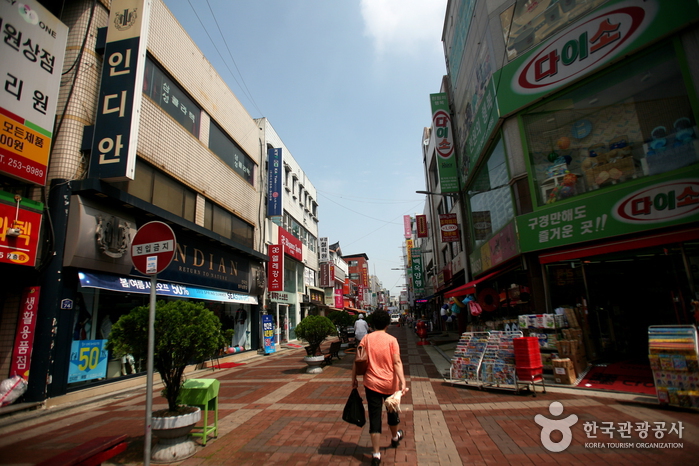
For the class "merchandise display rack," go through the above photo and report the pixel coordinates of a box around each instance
[448,332,490,386]
[480,331,522,392]
[648,325,699,409]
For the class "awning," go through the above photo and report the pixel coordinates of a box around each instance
[78,271,258,305]
[444,269,501,299]
[538,227,699,264]
[344,307,367,314]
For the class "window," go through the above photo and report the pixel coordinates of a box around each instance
[209,122,255,185]
[348,260,358,267]
[468,137,514,250]
[522,43,697,207]
[121,160,196,222]
[204,200,254,248]
[143,57,200,136]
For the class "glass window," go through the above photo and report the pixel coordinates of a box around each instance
[203,199,254,248]
[468,137,514,250]
[522,43,698,207]
[208,122,256,185]
[142,57,200,136]
[500,0,608,62]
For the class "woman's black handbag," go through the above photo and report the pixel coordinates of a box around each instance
[342,388,366,427]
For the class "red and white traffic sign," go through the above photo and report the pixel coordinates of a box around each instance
[130,221,176,275]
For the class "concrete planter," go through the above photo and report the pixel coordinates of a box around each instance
[151,407,201,463]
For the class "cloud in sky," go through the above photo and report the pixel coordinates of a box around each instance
[360,0,447,55]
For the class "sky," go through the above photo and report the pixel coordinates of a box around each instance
[162,0,449,298]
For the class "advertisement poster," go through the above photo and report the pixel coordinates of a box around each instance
[0,191,42,266]
[67,339,109,383]
[262,314,275,354]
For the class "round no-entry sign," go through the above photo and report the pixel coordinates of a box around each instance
[130,221,177,275]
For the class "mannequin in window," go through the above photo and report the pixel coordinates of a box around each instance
[234,307,248,349]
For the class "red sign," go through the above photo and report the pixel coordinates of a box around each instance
[10,287,40,379]
[0,199,42,266]
[319,263,334,287]
[268,244,284,291]
[334,288,343,308]
[416,215,428,238]
[613,180,699,224]
[439,213,461,243]
[130,221,176,275]
[279,228,302,261]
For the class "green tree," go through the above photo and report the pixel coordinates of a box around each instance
[294,315,337,356]
[108,300,226,413]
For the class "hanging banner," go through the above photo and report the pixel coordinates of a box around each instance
[9,286,40,379]
[267,244,283,291]
[334,288,344,308]
[403,215,412,238]
[416,215,428,238]
[439,213,461,243]
[267,148,283,218]
[430,93,458,193]
[406,239,414,266]
[262,314,275,354]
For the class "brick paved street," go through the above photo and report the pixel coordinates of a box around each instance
[1,324,697,465]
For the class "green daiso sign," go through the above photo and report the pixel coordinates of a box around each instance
[517,167,699,252]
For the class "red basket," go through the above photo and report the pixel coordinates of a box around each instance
[516,365,543,380]
[513,337,539,350]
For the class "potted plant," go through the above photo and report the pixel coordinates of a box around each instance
[294,315,337,373]
[108,300,226,461]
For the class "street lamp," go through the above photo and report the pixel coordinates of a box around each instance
[416,190,459,198]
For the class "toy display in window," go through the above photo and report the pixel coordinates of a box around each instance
[547,172,577,204]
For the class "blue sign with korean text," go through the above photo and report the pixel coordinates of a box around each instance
[267,148,283,217]
[263,314,275,354]
[68,339,108,383]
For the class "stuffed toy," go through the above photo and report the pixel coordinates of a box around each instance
[647,126,667,155]
[674,117,695,146]
[547,172,577,203]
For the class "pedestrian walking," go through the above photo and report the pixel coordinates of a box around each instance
[351,310,408,465]
[354,313,369,343]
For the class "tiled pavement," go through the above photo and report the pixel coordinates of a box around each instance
[1,325,698,465]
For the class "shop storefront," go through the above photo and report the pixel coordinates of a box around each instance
[49,192,264,395]
[451,0,699,393]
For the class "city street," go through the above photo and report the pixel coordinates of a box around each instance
[1,324,698,466]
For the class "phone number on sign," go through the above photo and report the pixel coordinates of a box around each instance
[0,154,44,178]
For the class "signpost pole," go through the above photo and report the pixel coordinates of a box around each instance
[144,273,157,466]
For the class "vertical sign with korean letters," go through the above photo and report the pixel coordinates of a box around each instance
[267,148,283,218]
[319,236,329,262]
[267,244,283,292]
[262,314,275,354]
[88,0,151,181]
[430,93,459,193]
[416,215,428,238]
[0,0,68,185]
[9,286,39,379]
[411,248,424,296]
[403,215,412,238]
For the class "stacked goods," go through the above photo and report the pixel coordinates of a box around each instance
[552,358,577,384]
[514,337,543,380]
[556,338,588,376]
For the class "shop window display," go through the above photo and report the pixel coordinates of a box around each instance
[522,43,698,207]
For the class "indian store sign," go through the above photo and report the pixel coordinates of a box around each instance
[496,0,699,116]
[514,1,655,94]
[516,168,699,253]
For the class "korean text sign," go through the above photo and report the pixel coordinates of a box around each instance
[263,314,275,354]
[88,0,151,181]
[0,192,42,266]
[268,244,283,291]
[267,148,283,217]
[10,286,40,378]
[0,0,68,185]
[516,169,699,252]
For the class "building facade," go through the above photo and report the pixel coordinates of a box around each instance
[434,0,699,383]
[1,0,273,402]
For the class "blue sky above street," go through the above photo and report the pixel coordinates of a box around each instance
[162,0,448,297]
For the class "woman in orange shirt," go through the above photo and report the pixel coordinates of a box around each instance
[351,310,408,465]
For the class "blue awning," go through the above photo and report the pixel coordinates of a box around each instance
[78,271,258,305]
